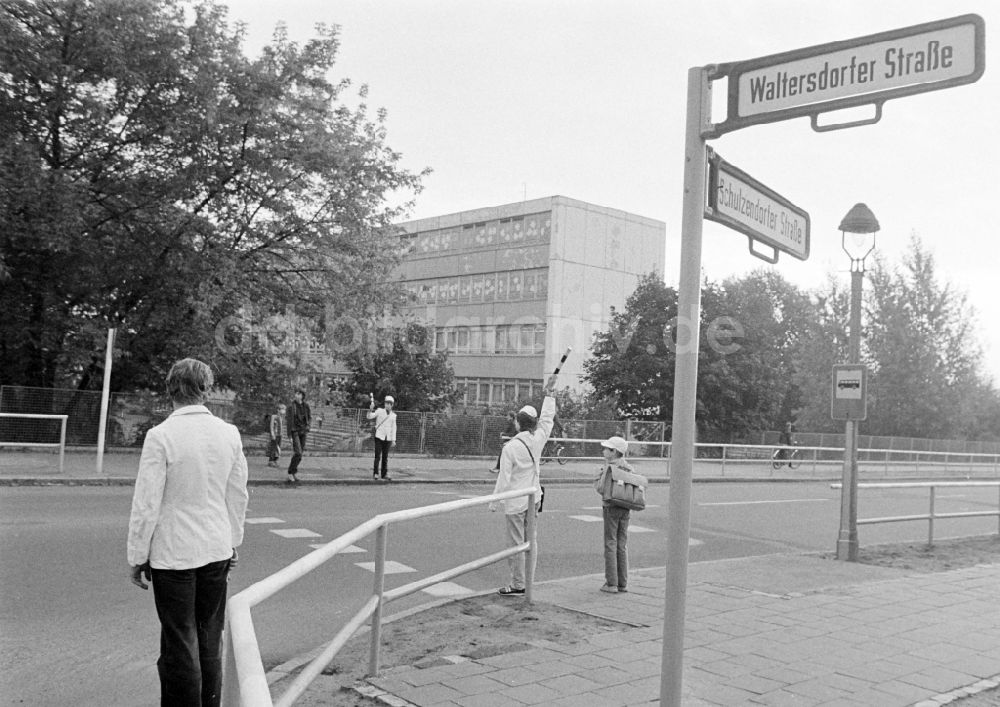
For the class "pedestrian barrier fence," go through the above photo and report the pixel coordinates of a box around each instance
[831,480,1000,546]
[221,485,542,707]
[7,384,1000,461]
[0,413,67,473]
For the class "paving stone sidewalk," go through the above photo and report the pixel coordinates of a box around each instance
[292,554,1000,706]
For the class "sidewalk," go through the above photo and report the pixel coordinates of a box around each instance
[291,555,1000,707]
[0,448,831,486]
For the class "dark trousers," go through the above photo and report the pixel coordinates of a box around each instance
[373,438,391,477]
[288,431,307,474]
[151,559,231,707]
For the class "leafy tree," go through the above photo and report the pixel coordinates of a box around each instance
[584,273,678,421]
[865,236,985,438]
[789,275,851,433]
[698,270,815,440]
[585,270,816,440]
[0,0,425,394]
[339,324,459,412]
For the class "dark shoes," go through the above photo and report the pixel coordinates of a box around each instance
[497,585,525,596]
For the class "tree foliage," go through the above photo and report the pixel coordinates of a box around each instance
[0,0,425,396]
[584,273,678,421]
[586,253,1000,442]
[865,236,985,438]
[337,324,459,412]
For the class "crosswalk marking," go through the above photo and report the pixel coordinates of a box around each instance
[569,515,603,522]
[308,543,366,553]
[355,560,417,574]
[246,517,284,524]
[422,582,474,597]
[271,528,322,539]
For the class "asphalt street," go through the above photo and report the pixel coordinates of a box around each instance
[3,481,1000,706]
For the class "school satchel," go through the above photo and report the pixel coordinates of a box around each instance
[608,467,648,511]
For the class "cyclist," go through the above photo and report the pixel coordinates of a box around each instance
[777,422,795,461]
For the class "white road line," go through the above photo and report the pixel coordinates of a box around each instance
[271,528,322,539]
[246,517,285,524]
[699,499,831,507]
[629,525,656,533]
[569,515,603,522]
[355,560,416,574]
[308,543,366,553]
[422,582,474,597]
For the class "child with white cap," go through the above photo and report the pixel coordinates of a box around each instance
[594,435,633,593]
[367,395,397,480]
[489,373,559,595]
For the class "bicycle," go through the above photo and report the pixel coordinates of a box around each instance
[771,445,800,470]
[541,439,568,465]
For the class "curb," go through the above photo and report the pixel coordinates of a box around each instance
[0,475,844,487]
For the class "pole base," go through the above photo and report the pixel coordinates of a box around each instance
[836,537,858,562]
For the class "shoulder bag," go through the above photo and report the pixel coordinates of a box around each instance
[608,466,648,511]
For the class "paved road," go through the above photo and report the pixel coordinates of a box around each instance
[3,481,999,706]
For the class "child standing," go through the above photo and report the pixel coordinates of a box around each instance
[594,436,632,593]
[267,403,287,467]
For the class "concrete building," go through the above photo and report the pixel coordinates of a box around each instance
[396,196,665,409]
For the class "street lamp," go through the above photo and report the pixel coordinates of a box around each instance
[836,203,879,561]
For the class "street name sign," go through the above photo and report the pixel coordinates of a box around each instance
[705,150,810,262]
[709,14,985,136]
[831,364,868,421]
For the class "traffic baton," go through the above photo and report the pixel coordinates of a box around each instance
[552,347,572,376]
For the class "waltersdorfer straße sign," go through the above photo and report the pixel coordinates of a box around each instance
[708,14,985,136]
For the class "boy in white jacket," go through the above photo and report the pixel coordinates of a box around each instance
[490,374,558,595]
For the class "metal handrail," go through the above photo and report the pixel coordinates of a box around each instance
[222,485,541,707]
[544,438,1000,478]
[0,413,67,473]
[831,480,1000,545]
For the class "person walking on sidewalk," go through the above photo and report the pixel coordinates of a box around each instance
[489,373,558,596]
[593,435,633,593]
[368,395,397,480]
[127,357,249,707]
[267,403,286,468]
[286,389,311,483]
[489,411,518,473]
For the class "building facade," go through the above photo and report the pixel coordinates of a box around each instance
[396,196,665,410]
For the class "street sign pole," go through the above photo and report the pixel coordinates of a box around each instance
[660,65,711,707]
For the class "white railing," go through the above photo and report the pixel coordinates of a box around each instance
[221,485,541,707]
[0,413,67,473]
[831,480,1000,545]
[551,439,1000,478]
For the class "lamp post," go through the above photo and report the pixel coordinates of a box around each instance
[836,203,880,562]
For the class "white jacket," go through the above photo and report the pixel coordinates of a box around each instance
[127,405,249,569]
[491,396,555,514]
[367,407,397,442]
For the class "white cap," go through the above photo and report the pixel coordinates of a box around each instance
[384,395,394,403]
[601,436,629,456]
[518,405,538,418]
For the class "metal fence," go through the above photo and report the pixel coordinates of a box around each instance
[222,485,542,707]
[3,384,1000,459]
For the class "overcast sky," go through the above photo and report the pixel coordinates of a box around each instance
[224,0,1000,382]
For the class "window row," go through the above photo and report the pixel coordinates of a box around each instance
[434,323,546,356]
[405,268,548,306]
[456,377,545,407]
[406,214,551,255]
